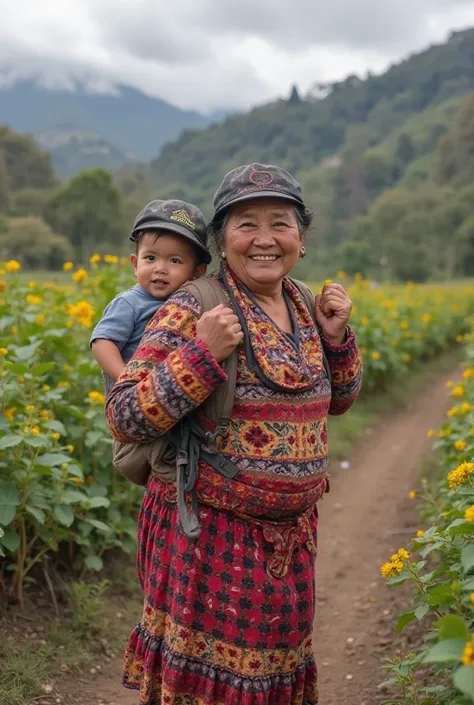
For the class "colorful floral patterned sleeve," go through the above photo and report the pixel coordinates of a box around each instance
[322,327,363,416]
[105,291,227,443]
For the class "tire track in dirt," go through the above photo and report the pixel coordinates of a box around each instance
[66,368,456,705]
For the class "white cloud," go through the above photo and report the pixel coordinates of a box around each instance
[0,0,473,111]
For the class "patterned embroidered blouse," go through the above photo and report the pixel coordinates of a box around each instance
[106,279,362,521]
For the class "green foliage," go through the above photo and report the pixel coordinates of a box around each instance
[44,169,126,263]
[380,332,474,704]
[0,126,56,192]
[9,187,54,218]
[0,262,140,605]
[0,217,74,270]
[437,93,474,186]
[0,151,10,212]
[65,579,110,638]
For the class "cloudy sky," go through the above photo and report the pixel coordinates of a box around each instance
[1,0,474,113]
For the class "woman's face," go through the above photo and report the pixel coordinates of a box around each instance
[223,198,302,295]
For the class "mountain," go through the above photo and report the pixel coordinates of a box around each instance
[0,80,225,176]
[146,28,474,218]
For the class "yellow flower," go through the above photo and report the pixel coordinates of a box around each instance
[381,548,410,579]
[66,444,74,454]
[72,268,88,283]
[323,279,332,288]
[35,313,46,325]
[402,353,411,363]
[51,432,61,441]
[57,381,70,389]
[465,506,474,523]
[26,294,42,306]
[10,326,17,335]
[408,490,417,500]
[0,347,8,357]
[69,477,84,485]
[25,405,35,415]
[422,313,433,324]
[336,270,346,280]
[27,280,36,289]
[397,548,410,562]
[380,562,396,579]
[5,260,21,273]
[89,253,101,265]
[416,530,425,538]
[446,380,454,388]
[68,300,94,328]
[462,639,474,666]
[371,351,381,361]
[63,364,73,373]
[455,440,467,452]
[447,462,474,488]
[63,261,74,271]
[39,409,51,420]
[0,268,4,275]
[360,316,369,327]
[452,385,465,399]
[427,429,435,438]
[0,280,6,292]
[4,407,16,422]
[464,368,474,380]
[31,426,40,436]
[42,385,50,392]
[104,254,119,264]
[400,321,409,330]
[459,403,472,415]
[457,335,464,344]
[88,390,105,405]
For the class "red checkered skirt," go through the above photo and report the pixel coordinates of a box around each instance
[123,477,319,704]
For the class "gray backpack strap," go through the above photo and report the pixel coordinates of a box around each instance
[291,278,331,384]
[178,277,238,440]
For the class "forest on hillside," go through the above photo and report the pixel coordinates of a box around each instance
[0,28,474,281]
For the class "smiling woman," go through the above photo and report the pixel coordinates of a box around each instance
[106,162,363,705]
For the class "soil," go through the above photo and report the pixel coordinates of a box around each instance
[41,368,456,705]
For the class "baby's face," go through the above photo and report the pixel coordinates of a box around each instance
[130,232,206,299]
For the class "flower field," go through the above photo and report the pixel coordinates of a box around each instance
[1,258,474,603]
[380,336,474,704]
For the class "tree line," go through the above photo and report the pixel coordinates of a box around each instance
[0,127,144,269]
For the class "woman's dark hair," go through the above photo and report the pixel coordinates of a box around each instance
[207,205,314,257]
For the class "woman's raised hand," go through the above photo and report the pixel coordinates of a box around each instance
[315,282,352,345]
[196,304,244,362]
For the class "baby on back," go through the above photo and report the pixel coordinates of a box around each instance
[90,199,211,394]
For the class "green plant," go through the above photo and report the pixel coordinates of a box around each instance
[380,333,474,703]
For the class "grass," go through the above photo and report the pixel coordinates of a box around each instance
[0,567,141,705]
[328,345,462,459]
[0,346,463,704]
[17,269,72,285]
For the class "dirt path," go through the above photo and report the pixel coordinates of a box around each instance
[65,369,455,705]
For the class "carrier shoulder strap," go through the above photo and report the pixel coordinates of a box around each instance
[178,277,238,432]
[290,278,332,384]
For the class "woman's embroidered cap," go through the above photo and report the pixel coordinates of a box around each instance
[130,199,212,264]
[212,163,305,221]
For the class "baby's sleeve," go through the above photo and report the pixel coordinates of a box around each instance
[89,296,136,351]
